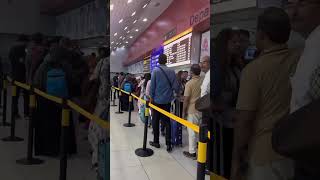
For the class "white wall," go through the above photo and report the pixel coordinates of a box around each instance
[0,0,56,35]
[110,48,128,73]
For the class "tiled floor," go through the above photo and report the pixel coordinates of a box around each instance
[110,99,210,180]
[0,87,209,180]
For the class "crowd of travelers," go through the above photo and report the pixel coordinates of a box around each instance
[4,33,110,173]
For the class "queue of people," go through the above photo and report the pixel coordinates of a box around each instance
[7,33,110,174]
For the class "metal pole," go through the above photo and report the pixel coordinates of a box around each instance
[111,88,117,107]
[1,78,9,126]
[59,99,70,180]
[115,91,123,114]
[135,101,153,157]
[123,94,135,127]
[2,81,24,141]
[16,86,44,165]
[197,124,208,180]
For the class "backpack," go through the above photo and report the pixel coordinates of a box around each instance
[123,82,132,93]
[46,65,68,98]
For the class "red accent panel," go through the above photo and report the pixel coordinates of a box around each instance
[124,0,210,66]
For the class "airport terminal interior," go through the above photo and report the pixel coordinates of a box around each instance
[0,0,309,180]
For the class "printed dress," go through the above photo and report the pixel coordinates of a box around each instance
[88,57,110,166]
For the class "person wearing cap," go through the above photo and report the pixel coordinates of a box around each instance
[9,34,30,119]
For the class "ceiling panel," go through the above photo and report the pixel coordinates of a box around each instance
[110,0,174,51]
[40,0,94,15]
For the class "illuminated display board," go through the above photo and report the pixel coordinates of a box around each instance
[150,46,164,72]
[163,32,192,67]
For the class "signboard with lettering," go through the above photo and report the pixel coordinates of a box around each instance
[143,56,151,73]
[164,28,177,42]
[163,32,192,67]
[190,7,210,26]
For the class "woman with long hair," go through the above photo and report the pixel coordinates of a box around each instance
[210,28,242,179]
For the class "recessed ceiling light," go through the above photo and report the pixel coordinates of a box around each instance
[119,19,123,23]
[111,41,114,44]
[131,11,136,16]
[124,27,128,30]
[129,36,133,39]
[110,4,114,10]
[143,18,148,22]
[114,33,117,36]
[120,36,123,39]
[127,31,130,33]
[127,0,132,4]
[143,3,148,8]
[135,29,139,32]
[123,37,126,40]
[133,20,137,24]
[126,41,129,44]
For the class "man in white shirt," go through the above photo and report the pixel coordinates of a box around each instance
[200,56,210,97]
[286,0,320,179]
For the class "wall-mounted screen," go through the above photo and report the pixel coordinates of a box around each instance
[150,46,164,72]
[163,32,192,67]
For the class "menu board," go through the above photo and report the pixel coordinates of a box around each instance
[150,46,164,72]
[163,33,192,67]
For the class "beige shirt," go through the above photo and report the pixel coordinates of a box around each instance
[236,45,301,165]
[184,76,203,114]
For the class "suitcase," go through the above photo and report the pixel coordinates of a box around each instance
[171,100,182,147]
[97,138,110,180]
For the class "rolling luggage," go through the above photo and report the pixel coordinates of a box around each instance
[171,99,182,147]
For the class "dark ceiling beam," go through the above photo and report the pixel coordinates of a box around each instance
[40,0,95,16]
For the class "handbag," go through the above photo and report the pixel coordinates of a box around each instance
[195,93,210,112]
[272,98,320,161]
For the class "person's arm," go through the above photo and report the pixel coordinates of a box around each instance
[231,66,259,180]
[183,82,191,118]
[150,71,156,102]
[146,80,151,97]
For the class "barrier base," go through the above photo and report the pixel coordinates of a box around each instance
[16,158,44,165]
[135,148,154,157]
[2,136,24,142]
[111,104,117,107]
[0,122,11,126]
[123,123,135,127]
[115,111,124,114]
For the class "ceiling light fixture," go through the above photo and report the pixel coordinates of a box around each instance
[143,3,148,8]
[126,41,129,44]
[127,31,130,33]
[110,4,114,10]
[143,18,148,22]
[135,29,139,32]
[130,36,133,39]
[131,11,136,16]
[111,41,114,44]
[119,19,123,23]
[127,0,132,3]
[124,27,128,30]
[133,20,137,24]
[114,33,117,36]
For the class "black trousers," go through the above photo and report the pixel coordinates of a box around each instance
[152,103,171,146]
[13,87,29,117]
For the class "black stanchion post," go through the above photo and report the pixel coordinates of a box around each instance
[135,101,153,157]
[115,91,123,114]
[197,124,208,180]
[124,93,135,127]
[1,78,9,126]
[2,81,24,142]
[111,88,117,107]
[0,75,2,109]
[110,88,113,102]
[16,86,44,165]
[59,99,70,180]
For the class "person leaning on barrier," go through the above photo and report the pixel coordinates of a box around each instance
[182,64,203,160]
[230,7,301,180]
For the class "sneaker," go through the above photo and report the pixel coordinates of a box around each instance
[183,151,197,160]
[149,141,160,148]
[167,145,173,153]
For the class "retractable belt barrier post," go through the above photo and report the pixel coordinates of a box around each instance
[0,75,3,109]
[197,124,208,180]
[16,86,44,165]
[2,80,24,142]
[59,99,70,180]
[135,100,154,157]
[1,77,9,126]
[123,93,135,127]
[110,88,113,102]
[115,90,123,114]
[111,88,117,107]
